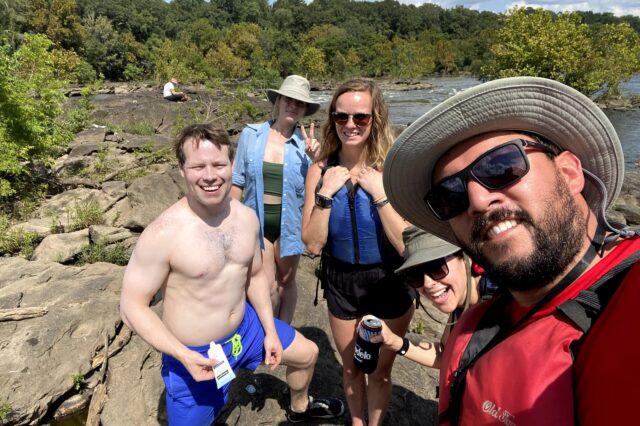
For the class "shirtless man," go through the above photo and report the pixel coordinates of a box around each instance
[119,124,344,425]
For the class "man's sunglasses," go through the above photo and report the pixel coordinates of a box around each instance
[403,254,460,288]
[331,112,372,126]
[425,139,559,221]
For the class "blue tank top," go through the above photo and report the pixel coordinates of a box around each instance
[326,180,396,265]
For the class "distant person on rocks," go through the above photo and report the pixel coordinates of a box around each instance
[384,77,640,426]
[119,124,344,425]
[302,78,414,426]
[369,225,497,369]
[163,77,189,102]
[231,75,321,324]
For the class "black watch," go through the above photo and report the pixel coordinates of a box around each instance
[315,193,333,209]
[397,337,410,356]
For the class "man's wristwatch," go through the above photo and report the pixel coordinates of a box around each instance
[397,337,410,356]
[315,193,333,209]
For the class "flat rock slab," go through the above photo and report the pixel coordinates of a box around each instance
[0,258,124,425]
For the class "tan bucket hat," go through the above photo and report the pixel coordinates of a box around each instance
[267,75,320,116]
[383,76,624,245]
[395,226,461,274]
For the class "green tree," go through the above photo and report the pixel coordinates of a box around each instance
[365,41,393,77]
[182,18,222,53]
[254,27,298,77]
[82,14,124,79]
[272,0,310,33]
[76,0,167,42]
[590,22,640,97]
[27,0,85,50]
[482,8,606,95]
[0,0,30,49]
[205,42,250,78]
[298,46,326,79]
[224,23,261,59]
[0,34,72,198]
[151,36,208,83]
[391,37,435,78]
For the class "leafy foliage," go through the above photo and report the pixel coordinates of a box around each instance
[0,400,12,423]
[76,240,131,265]
[67,199,105,231]
[0,34,73,198]
[482,7,640,96]
[0,214,39,258]
[70,372,86,391]
[3,0,638,87]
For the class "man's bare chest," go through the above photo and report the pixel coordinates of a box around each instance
[171,224,254,280]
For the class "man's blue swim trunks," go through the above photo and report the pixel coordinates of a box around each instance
[161,303,296,425]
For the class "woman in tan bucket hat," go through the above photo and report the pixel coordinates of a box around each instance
[231,75,321,324]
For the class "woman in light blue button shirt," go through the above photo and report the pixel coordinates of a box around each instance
[231,75,321,324]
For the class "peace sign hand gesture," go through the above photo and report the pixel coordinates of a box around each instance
[300,122,320,162]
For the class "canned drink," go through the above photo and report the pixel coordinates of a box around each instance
[354,315,382,374]
[358,315,382,341]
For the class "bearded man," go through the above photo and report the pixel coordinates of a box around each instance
[384,77,640,426]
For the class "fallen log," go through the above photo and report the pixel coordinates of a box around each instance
[0,306,48,322]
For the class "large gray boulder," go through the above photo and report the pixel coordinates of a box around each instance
[31,229,89,263]
[0,258,123,425]
[34,188,122,232]
[112,171,184,230]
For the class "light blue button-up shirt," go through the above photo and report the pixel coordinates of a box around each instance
[232,121,310,257]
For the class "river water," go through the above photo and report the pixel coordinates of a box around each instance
[312,75,640,169]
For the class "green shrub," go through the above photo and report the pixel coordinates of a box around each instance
[123,63,145,81]
[0,215,40,258]
[71,372,85,391]
[124,121,155,136]
[66,81,102,134]
[0,400,12,423]
[133,144,173,164]
[68,199,105,231]
[75,60,97,85]
[0,34,73,199]
[76,241,130,266]
[81,146,123,181]
[67,96,94,134]
[49,213,64,234]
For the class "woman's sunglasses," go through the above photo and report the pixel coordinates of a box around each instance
[424,139,559,221]
[331,112,372,126]
[403,256,455,288]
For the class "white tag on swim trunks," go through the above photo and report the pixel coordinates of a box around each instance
[208,342,236,389]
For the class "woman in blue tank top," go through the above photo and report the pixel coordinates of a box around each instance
[231,75,321,324]
[301,79,416,426]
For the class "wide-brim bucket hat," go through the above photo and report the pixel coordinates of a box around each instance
[395,226,461,273]
[383,76,624,245]
[266,75,320,116]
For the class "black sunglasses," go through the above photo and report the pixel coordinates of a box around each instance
[404,256,451,288]
[331,112,372,126]
[425,139,558,221]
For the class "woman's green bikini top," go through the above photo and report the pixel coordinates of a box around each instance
[263,161,283,197]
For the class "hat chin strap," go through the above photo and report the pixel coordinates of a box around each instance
[583,169,640,254]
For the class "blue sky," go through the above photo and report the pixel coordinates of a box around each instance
[395,1,640,16]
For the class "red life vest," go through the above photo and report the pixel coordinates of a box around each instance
[439,238,640,426]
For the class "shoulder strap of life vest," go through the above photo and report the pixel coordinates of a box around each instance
[557,249,640,334]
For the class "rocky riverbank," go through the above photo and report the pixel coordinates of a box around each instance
[0,82,638,425]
